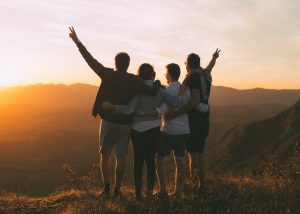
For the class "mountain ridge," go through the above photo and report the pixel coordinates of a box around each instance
[1,83,300,107]
[210,99,300,171]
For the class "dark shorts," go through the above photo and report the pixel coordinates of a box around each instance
[157,132,189,157]
[186,111,209,154]
[186,133,207,154]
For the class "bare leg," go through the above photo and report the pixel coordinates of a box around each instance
[198,153,205,187]
[189,152,200,188]
[100,153,111,184]
[173,155,184,196]
[115,155,126,190]
[189,152,206,188]
[156,156,166,193]
[100,153,111,197]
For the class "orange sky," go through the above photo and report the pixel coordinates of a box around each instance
[1,0,300,89]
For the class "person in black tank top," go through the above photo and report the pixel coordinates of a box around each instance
[165,49,221,195]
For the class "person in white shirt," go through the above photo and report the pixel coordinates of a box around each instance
[155,63,190,199]
[137,63,190,199]
[165,50,220,195]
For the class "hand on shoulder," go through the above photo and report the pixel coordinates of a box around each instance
[101,101,115,111]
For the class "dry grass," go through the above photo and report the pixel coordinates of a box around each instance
[1,175,299,214]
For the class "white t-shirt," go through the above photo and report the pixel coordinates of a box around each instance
[156,82,190,135]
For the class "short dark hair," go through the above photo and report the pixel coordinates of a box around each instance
[187,53,200,69]
[166,63,180,81]
[137,63,155,81]
[115,52,130,71]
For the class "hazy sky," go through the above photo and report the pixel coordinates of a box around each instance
[1,0,299,89]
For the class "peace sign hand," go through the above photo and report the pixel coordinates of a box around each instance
[213,48,221,59]
[69,26,80,43]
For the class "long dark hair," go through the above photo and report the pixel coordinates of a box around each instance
[137,63,155,80]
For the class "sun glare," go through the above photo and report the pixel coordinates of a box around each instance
[1,58,25,87]
[1,76,19,87]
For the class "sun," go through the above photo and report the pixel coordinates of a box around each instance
[0,60,26,87]
[1,71,23,87]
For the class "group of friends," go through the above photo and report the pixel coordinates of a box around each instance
[69,26,220,201]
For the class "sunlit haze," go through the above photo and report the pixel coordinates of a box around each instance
[1,0,299,89]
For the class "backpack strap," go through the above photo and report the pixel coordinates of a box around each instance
[186,68,212,104]
[199,72,211,103]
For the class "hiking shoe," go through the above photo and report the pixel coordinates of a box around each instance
[112,187,122,199]
[195,186,208,199]
[135,192,142,202]
[168,191,183,200]
[190,174,199,190]
[146,190,153,201]
[99,189,110,200]
[153,191,169,201]
[196,186,205,193]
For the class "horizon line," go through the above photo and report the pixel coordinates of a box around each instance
[1,82,300,91]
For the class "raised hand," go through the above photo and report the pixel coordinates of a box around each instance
[212,48,221,59]
[69,26,80,43]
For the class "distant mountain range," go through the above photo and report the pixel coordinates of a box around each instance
[210,86,300,106]
[1,84,300,106]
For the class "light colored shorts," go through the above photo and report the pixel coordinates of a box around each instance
[99,119,131,157]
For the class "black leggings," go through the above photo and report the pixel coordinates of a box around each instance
[131,127,160,192]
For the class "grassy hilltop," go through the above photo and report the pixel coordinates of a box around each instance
[1,175,299,214]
